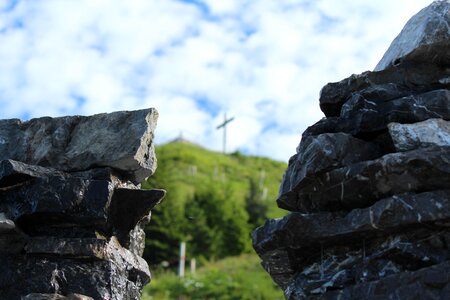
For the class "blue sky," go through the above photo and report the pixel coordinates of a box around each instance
[0,0,433,161]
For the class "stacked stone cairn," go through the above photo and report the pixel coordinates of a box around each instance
[0,108,165,299]
[252,1,450,299]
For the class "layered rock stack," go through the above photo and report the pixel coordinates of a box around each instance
[253,1,450,299]
[0,109,165,300]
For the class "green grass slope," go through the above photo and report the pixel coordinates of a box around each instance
[141,254,284,300]
[142,140,287,266]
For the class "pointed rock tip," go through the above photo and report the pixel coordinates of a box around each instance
[374,0,450,71]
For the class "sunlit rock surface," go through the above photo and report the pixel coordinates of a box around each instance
[388,118,450,151]
[0,108,158,184]
[253,1,450,299]
[0,109,165,300]
[375,0,450,71]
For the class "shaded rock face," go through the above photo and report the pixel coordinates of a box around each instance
[0,109,165,300]
[252,2,450,299]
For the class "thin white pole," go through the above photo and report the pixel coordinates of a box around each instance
[179,242,186,277]
[190,258,196,276]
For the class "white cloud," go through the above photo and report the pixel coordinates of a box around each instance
[203,0,240,15]
[0,0,434,161]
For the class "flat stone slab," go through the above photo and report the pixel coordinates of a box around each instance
[22,294,94,300]
[306,89,450,139]
[375,0,450,71]
[389,118,450,151]
[277,146,450,212]
[25,237,109,258]
[0,171,114,224]
[279,133,382,200]
[25,237,150,277]
[255,190,450,261]
[0,108,158,184]
[0,159,62,188]
[0,250,149,300]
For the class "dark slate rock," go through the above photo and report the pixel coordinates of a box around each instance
[0,213,28,253]
[22,294,94,300]
[253,3,450,298]
[285,230,450,299]
[255,190,450,268]
[0,159,135,191]
[319,40,450,117]
[0,160,165,244]
[277,146,450,212]
[306,89,450,139]
[71,167,139,189]
[341,88,450,123]
[0,108,163,299]
[0,109,158,184]
[24,237,150,278]
[375,0,450,71]
[261,253,296,290]
[25,237,109,258]
[0,173,114,225]
[298,261,450,300]
[339,83,413,116]
[0,159,63,188]
[279,133,382,201]
[0,249,149,300]
[108,188,165,256]
[254,191,450,295]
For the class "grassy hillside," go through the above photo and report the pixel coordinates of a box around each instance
[142,140,287,266]
[141,254,284,300]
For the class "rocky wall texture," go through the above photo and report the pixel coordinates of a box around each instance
[0,108,165,300]
[252,1,450,299]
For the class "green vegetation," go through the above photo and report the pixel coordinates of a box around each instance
[142,140,287,266]
[141,254,284,300]
[141,140,287,298]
